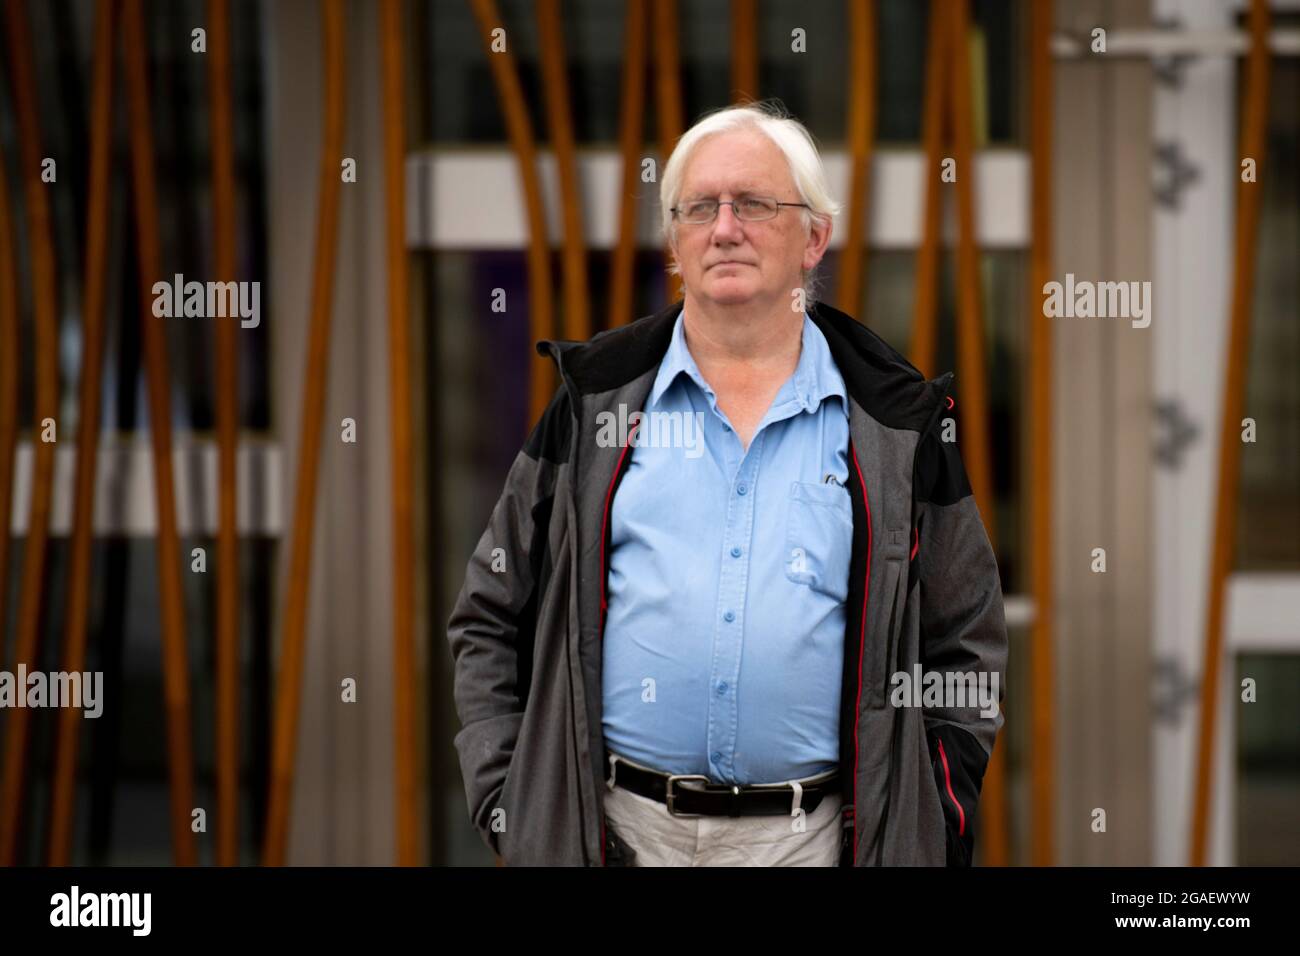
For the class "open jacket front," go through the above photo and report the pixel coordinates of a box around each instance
[447,298,1008,866]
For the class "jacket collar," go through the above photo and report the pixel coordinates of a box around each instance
[537,299,953,432]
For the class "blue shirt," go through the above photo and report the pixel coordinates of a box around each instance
[601,306,852,785]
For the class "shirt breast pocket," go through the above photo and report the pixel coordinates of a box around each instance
[784,480,853,603]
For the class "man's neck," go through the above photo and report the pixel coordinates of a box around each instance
[681,293,804,386]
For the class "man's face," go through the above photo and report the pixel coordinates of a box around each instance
[670,129,831,311]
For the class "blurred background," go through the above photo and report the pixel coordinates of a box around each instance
[0,0,1295,866]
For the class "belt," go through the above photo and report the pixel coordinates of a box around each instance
[604,751,840,818]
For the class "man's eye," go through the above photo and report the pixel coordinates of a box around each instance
[686,201,713,215]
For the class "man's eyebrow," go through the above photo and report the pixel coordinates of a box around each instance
[682,185,765,199]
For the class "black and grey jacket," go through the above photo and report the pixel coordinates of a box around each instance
[446,298,1008,866]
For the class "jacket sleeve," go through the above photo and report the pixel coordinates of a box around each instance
[445,384,572,855]
[913,410,1008,867]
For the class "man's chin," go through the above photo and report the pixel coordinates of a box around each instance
[697,279,761,306]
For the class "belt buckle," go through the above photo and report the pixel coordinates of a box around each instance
[664,774,710,817]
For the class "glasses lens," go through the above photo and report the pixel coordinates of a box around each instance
[681,200,717,223]
[737,197,778,220]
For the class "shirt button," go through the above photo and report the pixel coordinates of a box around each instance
[711,751,722,763]
[717,681,728,695]
[730,546,742,558]
[723,610,735,622]
[736,483,748,495]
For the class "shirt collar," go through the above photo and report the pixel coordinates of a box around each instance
[648,306,848,414]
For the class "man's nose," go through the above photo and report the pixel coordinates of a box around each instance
[712,202,745,239]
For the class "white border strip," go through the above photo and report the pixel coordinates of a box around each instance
[406,148,1029,251]
[8,439,283,536]
[1226,573,1300,653]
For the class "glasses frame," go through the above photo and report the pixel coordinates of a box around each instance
[670,195,811,225]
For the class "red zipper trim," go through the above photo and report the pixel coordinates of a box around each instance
[937,737,966,836]
[849,440,872,864]
[596,430,636,866]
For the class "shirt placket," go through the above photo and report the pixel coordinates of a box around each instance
[706,428,765,783]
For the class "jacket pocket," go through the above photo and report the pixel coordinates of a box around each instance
[603,820,639,867]
[929,732,975,867]
[487,761,516,863]
[452,711,523,857]
[784,480,853,603]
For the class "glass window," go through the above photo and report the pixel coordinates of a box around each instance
[1236,654,1300,865]
[419,0,1023,148]
[1237,51,1300,570]
[851,249,1026,592]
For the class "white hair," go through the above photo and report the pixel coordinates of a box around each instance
[660,99,842,303]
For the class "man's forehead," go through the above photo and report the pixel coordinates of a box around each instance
[681,168,789,197]
[680,134,790,196]
[681,177,774,197]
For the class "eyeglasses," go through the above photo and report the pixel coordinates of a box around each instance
[671,195,810,225]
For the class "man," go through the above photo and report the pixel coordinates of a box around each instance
[446,101,1007,866]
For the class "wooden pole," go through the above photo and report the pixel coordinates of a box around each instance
[469,0,555,426]
[0,72,21,796]
[652,0,685,305]
[47,0,117,867]
[537,0,590,343]
[380,0,420,867]
[1191,0,1271,868]
[946,0,1006,868]
[121,0,198,866]
[0,0,64,867]
[947,0,993,521]
[608,0,648,331]
[910,0,949,378]
[208,0,242,868]
[836,0,876,318]
[262,0,347,867]
[730,0,758,103]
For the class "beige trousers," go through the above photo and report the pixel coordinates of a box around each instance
[602,757,844,867]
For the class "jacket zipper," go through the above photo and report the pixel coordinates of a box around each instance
[848,439,872,864]
[595,423,638,865]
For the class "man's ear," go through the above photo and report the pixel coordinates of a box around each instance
[802,215,832,272]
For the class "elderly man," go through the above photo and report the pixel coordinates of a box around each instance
[447,101,1007,866]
